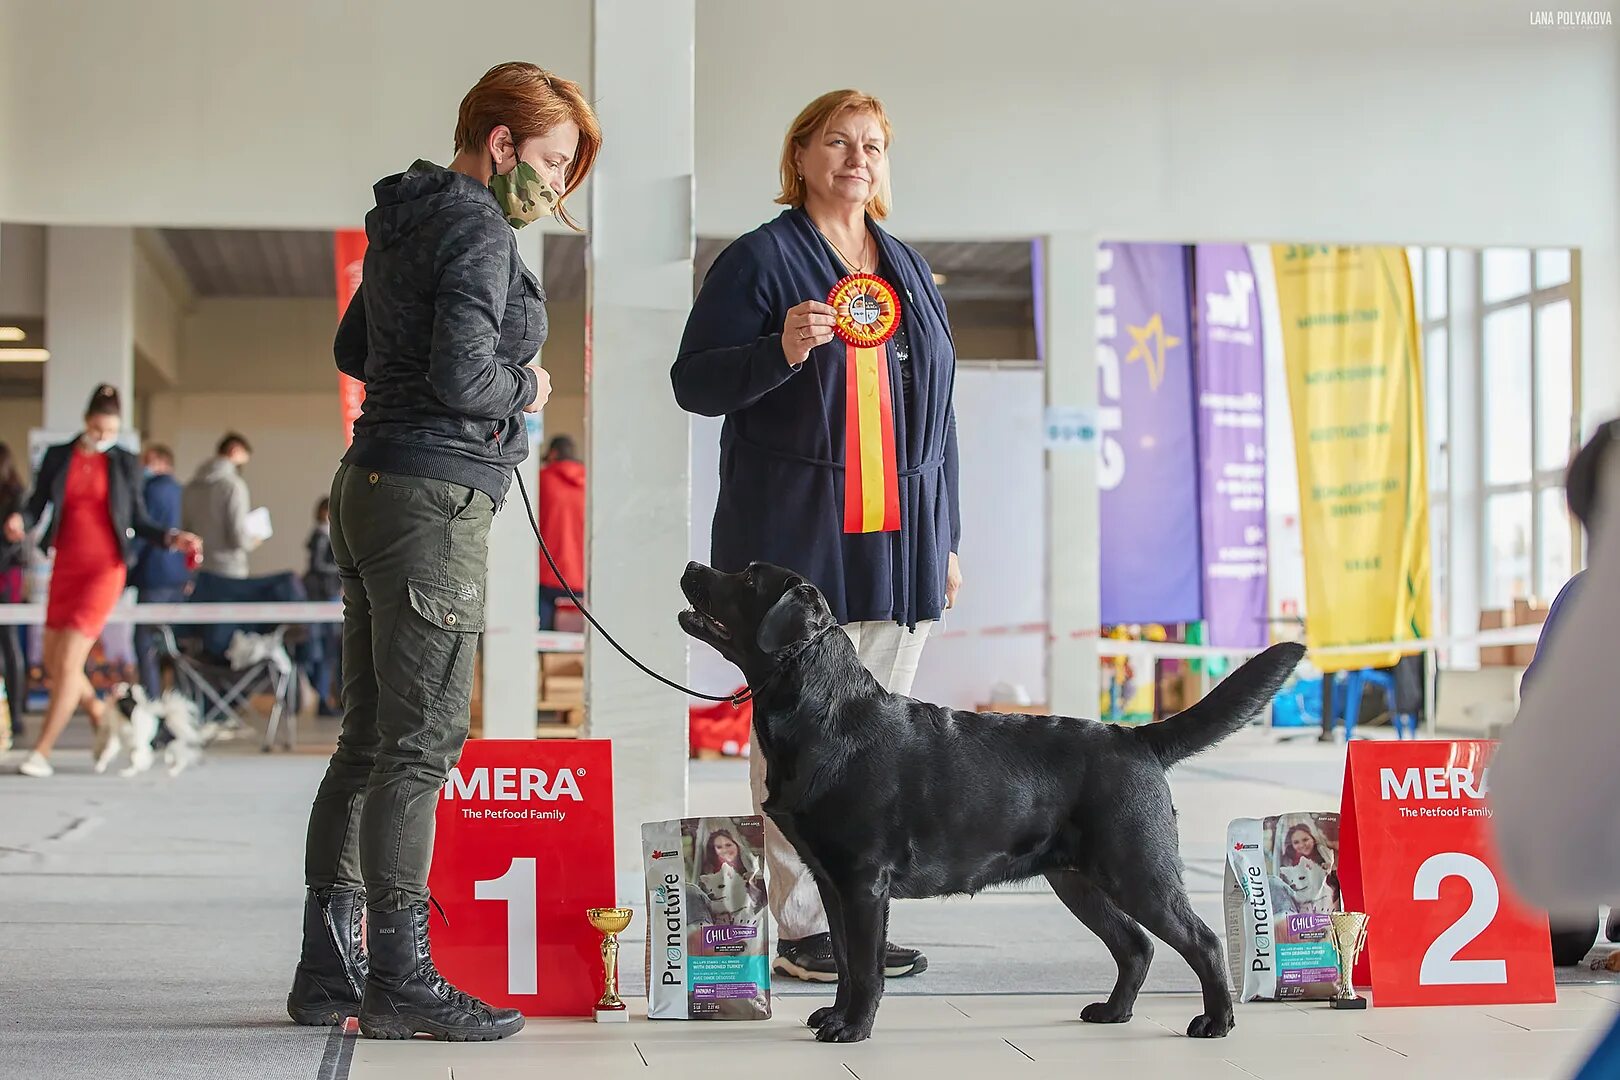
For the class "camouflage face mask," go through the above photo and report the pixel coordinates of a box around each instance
[489,159,559,229]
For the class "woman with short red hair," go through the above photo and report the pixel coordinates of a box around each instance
[289,61,599,1042]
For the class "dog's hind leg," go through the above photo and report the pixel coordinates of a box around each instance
[1103,863,1234,1039]
[1046,869,1153,1024]
[813,875,889,1044]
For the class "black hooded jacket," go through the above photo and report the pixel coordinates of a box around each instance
[338,160,545,504]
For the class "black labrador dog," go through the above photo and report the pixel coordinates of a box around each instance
[680,561,1304,1044]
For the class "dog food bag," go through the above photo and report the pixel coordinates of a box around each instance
[1224,812,1343,1002]
[641,815,771,1020]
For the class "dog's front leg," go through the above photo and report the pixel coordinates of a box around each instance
[806,875,851,1033]
[813,875,887,1044]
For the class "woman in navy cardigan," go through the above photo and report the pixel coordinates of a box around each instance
[672,90,961,983]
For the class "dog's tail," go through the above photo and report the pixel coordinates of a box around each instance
[1131,642,1305,767]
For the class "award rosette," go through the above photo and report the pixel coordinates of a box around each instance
[829,272,903,534]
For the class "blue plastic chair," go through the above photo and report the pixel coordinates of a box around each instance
[1332,668,1416,739]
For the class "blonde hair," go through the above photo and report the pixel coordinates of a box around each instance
[454,62,602,231]
[776,90,894,220]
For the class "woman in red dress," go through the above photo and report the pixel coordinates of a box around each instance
[2,385,201,777]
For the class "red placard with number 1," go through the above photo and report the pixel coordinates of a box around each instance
[1337,739,1554,1007]
[426,739,616,1016]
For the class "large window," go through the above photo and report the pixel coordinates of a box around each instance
[1409,245,1578,631]
[1478,248,1575,607]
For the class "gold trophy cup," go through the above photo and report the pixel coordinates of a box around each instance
[586,906,634,1022]
[1327,911,1370,1010]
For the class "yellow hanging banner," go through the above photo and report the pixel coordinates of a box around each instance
[1272,245,1430,674]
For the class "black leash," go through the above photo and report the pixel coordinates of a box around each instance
[514,470,829,707]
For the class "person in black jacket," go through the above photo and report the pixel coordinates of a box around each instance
[289,62,600,1043]
[0,441,28,750]
[3,386,201,778]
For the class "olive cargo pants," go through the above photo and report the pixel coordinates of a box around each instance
[303,464,494,912]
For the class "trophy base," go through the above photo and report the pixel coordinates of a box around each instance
[1330,996,1369,1010]
[594,1005,630,1023]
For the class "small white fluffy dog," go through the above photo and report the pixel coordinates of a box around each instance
[95,684,217,778]
[697,863,763,926]
[1278,859,1336,915]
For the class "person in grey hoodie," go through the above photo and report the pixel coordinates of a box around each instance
[287,62,600,1044]
[182,432,258,579]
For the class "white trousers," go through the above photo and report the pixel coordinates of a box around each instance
[748,619,933,940]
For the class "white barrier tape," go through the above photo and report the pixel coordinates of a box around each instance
[0,601,343,625]
[940,620,1545,660]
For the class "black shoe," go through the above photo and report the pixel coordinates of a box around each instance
[287,887,367,1026]
[358,902,525,1041]
[772,934,929,982]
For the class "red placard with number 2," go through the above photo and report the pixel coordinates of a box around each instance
[1337,739,1555,1007]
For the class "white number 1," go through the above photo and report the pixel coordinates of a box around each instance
[475,857,538,995]
[1414,852,1507,986]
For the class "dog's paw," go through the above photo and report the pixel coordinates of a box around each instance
[807,1006,838,1029]
[813,1014,872,1043]
[1080,1001,1133,1024]
[1186,1012,1234,1039]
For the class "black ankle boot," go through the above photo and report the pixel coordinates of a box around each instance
[358,902,525,1041]
[287,887,367,1026]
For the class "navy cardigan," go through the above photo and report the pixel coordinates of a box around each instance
[672,208,961,628]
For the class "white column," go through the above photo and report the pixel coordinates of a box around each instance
[1044,234,1101,715]
[1447,250,1481,669]
[587,0,695,878]
[45,227,134,434]
[480,229,543,739]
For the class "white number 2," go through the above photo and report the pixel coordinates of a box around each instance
[474,857,538,995]
[1414,852,1508,986]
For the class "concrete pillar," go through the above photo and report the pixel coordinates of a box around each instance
[45,227,134,434]
[586,0,695,878]
[1044,234,1101,715]
[480,228,543,738]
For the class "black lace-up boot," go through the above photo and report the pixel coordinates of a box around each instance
[358,901,525,1041]
[287,887,367,1026]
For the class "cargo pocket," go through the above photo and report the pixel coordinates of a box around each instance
[382,577,485,718]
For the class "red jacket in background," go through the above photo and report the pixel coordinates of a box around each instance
[537,458,585,592]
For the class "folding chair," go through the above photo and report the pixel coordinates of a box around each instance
[159,624,298,751]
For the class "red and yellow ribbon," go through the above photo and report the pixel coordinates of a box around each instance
[829,273,902,534]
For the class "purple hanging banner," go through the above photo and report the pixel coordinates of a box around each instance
[1097,243,1202,625]
[1193,246,1269,647]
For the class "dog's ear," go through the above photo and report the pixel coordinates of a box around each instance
[756,584,826,655]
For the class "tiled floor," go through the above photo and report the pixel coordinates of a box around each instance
[343,990,1618,1080]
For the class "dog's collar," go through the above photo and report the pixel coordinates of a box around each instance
[731,622,843,707]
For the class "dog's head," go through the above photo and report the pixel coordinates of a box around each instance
[679,562,836,673]
[110,682,145,719]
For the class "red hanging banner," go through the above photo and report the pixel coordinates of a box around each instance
[334,230,368,447]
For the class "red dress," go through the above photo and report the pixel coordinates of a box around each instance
[45,449,127,637]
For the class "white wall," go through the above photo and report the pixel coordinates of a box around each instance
[133,234,188,385]
[0,224,44,317]
[0,0,592,232]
